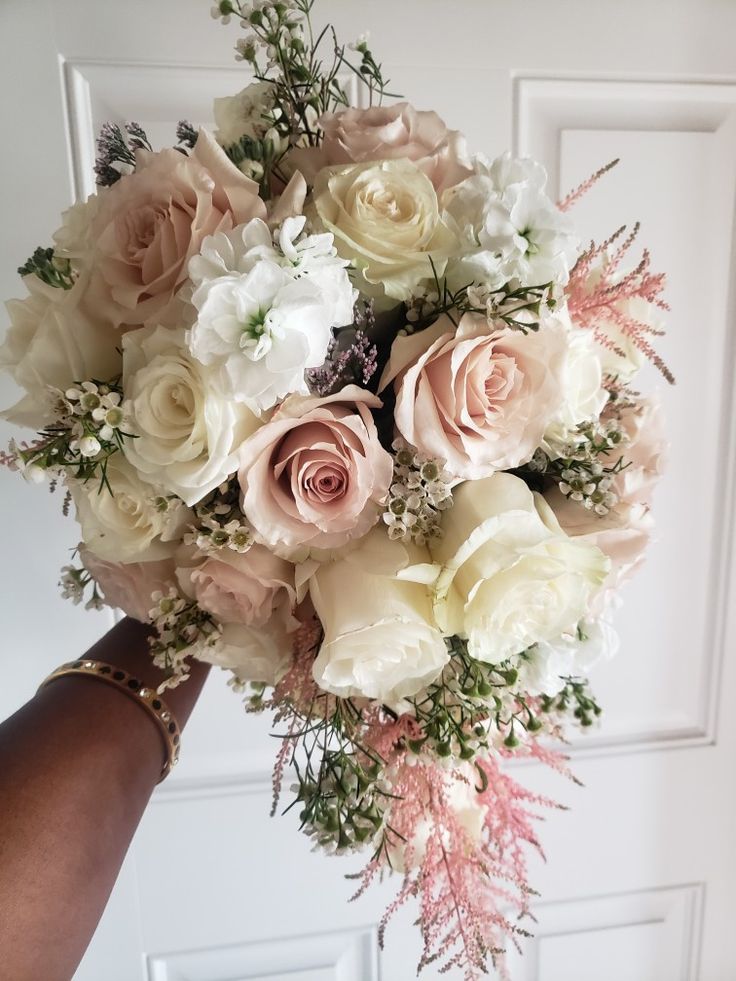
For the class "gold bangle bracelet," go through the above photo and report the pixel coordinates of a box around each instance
[38,659,180,782]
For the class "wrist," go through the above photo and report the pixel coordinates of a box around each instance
[82,617,211,729]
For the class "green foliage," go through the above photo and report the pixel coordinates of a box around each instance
[10,379,134,494]
[540,678,603,728]
[412,256,556,335]
[18,247,75,289]
[214,0,399,154]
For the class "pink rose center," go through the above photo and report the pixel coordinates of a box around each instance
[302,460,348,503]
[483,354,518,407]
[439,342,521,431]
[120,204,167,264]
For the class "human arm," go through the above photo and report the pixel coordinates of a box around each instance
[0,616,209,981]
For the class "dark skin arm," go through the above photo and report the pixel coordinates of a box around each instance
[0,617,209,981]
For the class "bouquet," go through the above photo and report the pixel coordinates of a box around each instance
[0,1,671,976]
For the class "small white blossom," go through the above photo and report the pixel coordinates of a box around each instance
[348,31,370,51]
[76,435,101,458]
[383,439,452,545]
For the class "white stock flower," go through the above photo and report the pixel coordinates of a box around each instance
[122,325,261,506]
[309,529,449,708]
[72,454,190,562]
[430,472,610,664]
[442,151,579,291]
[187,217,355,411]
[518,618,619,697]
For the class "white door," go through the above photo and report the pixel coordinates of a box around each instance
[2,2,736,979]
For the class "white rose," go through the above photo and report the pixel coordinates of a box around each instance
[518,618,619,697]
[122,325,261,505]
[52,194,100,263]
[213,81,278,147]
[0,275,120,427]
[309,529,449,708]
[430,472,610,663]
[72,454,190,562]
[197,620,293,685]
[312,158,456,304]
[543,322,607,455]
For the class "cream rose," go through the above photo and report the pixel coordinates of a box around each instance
[542,323,608,454]
[311,158,456,303]
[176,543,297,630]
[238,386,393,557]
[309,529,449,707]
[430,472,609,663]
[288,102,472,193]
[52,194,100,263]
[196,620,294,686]
[380,312,566,480]
[0,275,121,427]
[122,325,261,506]
[80,547,176,621]
[87,129,265,329]
[72,454,190,562]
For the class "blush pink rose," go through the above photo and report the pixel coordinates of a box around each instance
[545,487,653,595]
[287,102,472,193]
[614,396,667,507]
[545,395,667,594]
[80,547,176,622]
[380,312,567,480]
[87,129,266,329]
[176,544,297,630]
[238,385,393,556]
[195,620,294,686]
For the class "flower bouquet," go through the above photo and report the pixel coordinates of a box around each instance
[0,1,671,976]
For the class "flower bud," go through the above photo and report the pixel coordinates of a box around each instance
[78,435,102,458]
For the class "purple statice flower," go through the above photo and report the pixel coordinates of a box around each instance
[307,330,379,396]
[307,303,379,397]
[94,121,152,187]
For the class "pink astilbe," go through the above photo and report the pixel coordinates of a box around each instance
[566,223,674,384]
[557,158,620,213]
[353,745,565,980]
[261,616,323,815]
